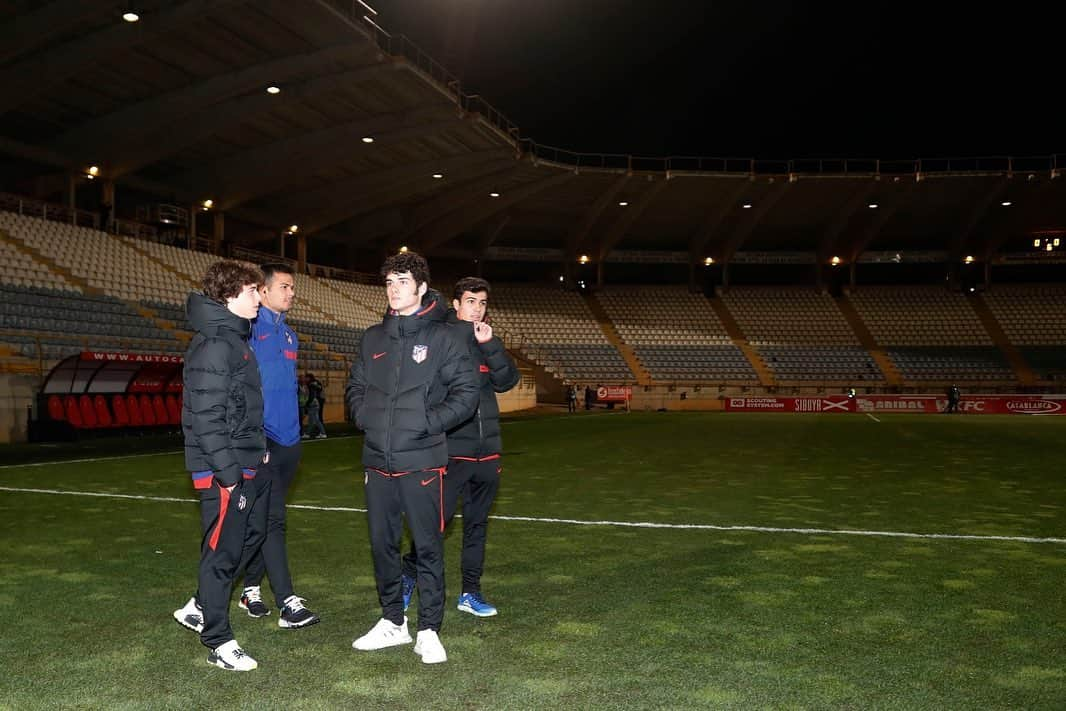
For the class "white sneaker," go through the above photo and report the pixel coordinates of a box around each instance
[352,616,412,651]
[316,433,328,439]
[173,596,203,633]
[207,639,258,671]
[413,629,447,664]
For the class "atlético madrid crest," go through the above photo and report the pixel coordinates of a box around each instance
[412,344,428,363]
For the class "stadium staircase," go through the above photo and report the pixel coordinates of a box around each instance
[0,227,98,295]
[971,293,1036,386]
[583,293,651,385]
[834,294,903,387]
[705,295,774,387]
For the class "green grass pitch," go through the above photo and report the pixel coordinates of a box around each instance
[1,411,1064,709]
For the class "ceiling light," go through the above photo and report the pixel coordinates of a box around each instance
[288,224,299,234]
[868,203,878,209]
[431,173,443,179]
[361,136,374,144]
[1001,200,1012,207]
[704,257,714,266]
[742,203,752,209]
[830,256,842,266]
[618,201,628,207]
[122,11,139,22]
[489,192,500,198]
[266,86,281,94]
[579,255,589,264]
[201,199,213,210]
[964,255,975,264]
[399,246,408,253]
[87,166,99,176]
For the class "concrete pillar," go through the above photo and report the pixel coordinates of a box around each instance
[297,233,307,273]
[188,205,197,247]
[212,212,225,254]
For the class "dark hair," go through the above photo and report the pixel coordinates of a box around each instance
[453,276,491,302]
[259,262,294,286]
[380,251,430,288]
[202,260,263,304]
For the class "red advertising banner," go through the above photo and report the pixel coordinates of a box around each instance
[726,395,1066,415]
[725,396,854,413]
[596,385,632,403]
[81,351,184,364]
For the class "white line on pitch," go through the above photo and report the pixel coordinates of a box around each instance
[866,413,882,423]
[2,485,1063,546]
[0,435,359,470]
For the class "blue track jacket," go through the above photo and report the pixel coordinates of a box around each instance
[250,306,301,446]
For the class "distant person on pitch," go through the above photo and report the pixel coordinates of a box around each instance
[400,277,521,619]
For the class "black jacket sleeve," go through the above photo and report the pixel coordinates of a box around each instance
[426,330,479,435]
[479,336,521,393]
[186,337,241,486]
[345,351,366,429]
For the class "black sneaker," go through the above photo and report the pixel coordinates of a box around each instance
[238,586,270,618]
[278,595,320,629]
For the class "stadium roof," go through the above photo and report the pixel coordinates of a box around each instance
[1,0,1063,268]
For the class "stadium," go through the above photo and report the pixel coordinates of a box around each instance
[1,1,1064,708]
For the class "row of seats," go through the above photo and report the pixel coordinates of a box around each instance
[46,393,179,429]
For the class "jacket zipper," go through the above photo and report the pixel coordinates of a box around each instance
[385,321,403,472]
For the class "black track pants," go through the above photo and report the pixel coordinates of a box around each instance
[241,439,301,607]
[198,479,258,649]
[403,456,501,595]
[365,467,446,631]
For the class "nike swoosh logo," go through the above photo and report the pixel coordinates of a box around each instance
[420,477,436,486]
[257,335,269,340]
[372,352,387,360]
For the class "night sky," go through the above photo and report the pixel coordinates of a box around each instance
[369,1,1061,160]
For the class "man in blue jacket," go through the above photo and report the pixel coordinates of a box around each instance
[238,263,320,628]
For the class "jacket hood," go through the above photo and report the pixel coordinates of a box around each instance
[186,291,252,338]
[383,288,446,335]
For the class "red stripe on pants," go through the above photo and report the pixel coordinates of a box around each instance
[208,483,231,551]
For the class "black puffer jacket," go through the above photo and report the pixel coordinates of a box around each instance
[346,290,479,472]
[182,292,265,486]
[444,311,521,457]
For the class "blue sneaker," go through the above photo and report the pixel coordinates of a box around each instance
[457,592,498,617]
[401,574,416,612]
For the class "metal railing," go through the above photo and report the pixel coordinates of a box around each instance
[322,1,1063,179]
[0,192,99,228]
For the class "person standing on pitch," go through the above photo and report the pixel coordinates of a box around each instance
[400,277,520,618]
[173,260,266,671]
[236,263,320,628]
[346,251,478,664]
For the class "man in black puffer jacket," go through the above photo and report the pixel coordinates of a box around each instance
[173,260,267,672]
[347,252,478,665]
[401,277,520,619]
